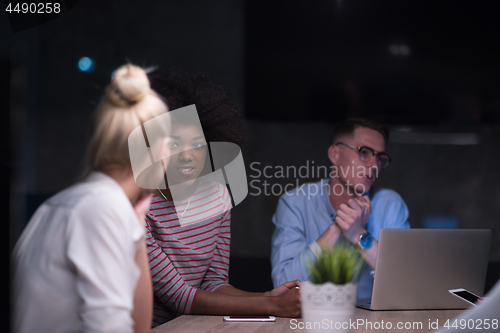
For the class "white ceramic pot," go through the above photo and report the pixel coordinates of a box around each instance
[300,281,357,333]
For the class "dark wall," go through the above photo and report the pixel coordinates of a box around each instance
[1,53,12,333]
[33,0,245,193]
[247,0,500,123]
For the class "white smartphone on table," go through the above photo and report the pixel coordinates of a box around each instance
[223,316,276,322]
[449,288,481,306]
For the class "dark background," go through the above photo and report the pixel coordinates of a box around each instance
[2,0,500,330]
[247,1,500,123]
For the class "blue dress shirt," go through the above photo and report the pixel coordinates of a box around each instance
[271,178,410,300]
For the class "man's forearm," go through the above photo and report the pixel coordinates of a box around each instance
[359,239,378,270]
[315,223,342,250]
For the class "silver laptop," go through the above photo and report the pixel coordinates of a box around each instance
[357,229,491,310]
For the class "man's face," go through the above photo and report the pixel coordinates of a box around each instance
[329,127,386,194]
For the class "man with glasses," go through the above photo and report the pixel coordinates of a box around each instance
[271,118,409,300]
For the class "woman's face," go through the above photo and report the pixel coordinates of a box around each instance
[165,124,207,187]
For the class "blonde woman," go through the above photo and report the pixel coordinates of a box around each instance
[13,64,169,333]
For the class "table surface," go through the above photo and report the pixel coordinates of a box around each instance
[151,308,464,333]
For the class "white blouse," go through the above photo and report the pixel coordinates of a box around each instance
[13,172,144,333]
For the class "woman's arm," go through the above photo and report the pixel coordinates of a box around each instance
[67,197,143,333]
[192,286,301,318]
[215,286,265,296]
[131,193,153,333]
[198,208,232,292]
[145,222,199,317]
[145,225,301,318]
[131,240,153,333]
[195,188,301,316]
[214,280,301,297]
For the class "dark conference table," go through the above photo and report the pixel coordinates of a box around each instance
[151,308,464,333]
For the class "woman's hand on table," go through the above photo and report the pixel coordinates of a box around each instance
[264,280,301,297]
[268,286,301,318]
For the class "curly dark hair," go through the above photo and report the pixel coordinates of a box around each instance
[149,68,245,145]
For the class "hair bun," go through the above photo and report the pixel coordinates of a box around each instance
[105,64,151,106]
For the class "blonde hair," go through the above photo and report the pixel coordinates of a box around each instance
[86,64,169,173]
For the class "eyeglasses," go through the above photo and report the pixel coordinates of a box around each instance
[335,142,391,168]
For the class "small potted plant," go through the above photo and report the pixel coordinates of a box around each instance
[300,240,365,333]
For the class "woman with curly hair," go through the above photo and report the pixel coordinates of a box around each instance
[145,69,301,326]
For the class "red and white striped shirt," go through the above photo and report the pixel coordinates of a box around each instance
[145,181,232,327]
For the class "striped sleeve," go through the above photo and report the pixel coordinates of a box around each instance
[200,186,232,292]
[145,218,198,315]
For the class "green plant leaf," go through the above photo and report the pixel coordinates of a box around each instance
[307,239,365,285]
